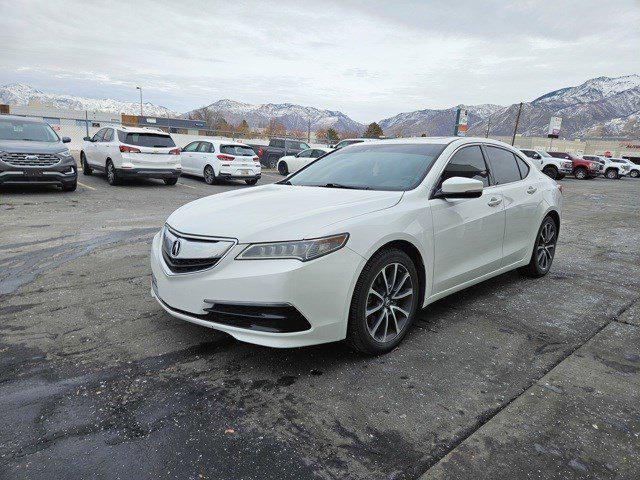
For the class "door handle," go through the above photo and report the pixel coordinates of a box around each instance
[487,197,502,207]
[526,186,537,194]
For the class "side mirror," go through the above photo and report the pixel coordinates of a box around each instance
[62,136,71,143]
[533,153,541,159]
[329,145,335,148]
[436,177,484,199]
[83,136,92,142]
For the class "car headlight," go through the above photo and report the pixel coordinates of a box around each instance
[57,149,73,159]
[236,233,349,262]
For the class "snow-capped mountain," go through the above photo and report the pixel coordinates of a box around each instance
[186,99,364,133]
[468,75,640,139]
[379,104,504,137]
[0,83,178,117]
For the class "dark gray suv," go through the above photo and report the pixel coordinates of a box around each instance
[0,115,78,191]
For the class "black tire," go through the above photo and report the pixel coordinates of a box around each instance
[245,178,259,185]
[81,152,92,175]
[278,161,288,175]
[62,180,77,192]
[519,215,558,278]
[203,165,217,185]
[106,160,119,185]
[557,174,565,180]
[346,248,420,355]
[542,165,559,180]
[630,169,639,178]
[605,168,619,180]
[574,167,588,180]
[164,177,178,186]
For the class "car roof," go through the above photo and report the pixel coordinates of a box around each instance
[117,126,171,135]
[189,138,252,148]
[0,114,48,124]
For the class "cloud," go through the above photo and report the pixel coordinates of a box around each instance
[0,0,638,122]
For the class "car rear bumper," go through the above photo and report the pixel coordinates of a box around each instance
[117,168,181,179]
[149,231,363,348]
[218,172,262,180]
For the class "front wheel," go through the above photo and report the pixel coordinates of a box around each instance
[542,165,559,180]
[630,170,639,178]
[106,161,119,185]
[519,215,558,278]
[81,152,92,175]
[346,248,420,355]
[245,178,259,185]
[574,167,588,180]
[164,177,178,186]
[605,168,619,180]
[278,161,288,175]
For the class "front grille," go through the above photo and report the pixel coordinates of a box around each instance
[161,226,234,274]
[1,153,60,167]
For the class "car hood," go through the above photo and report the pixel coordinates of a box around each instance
[0,140,67,154]
[166,184,403,243]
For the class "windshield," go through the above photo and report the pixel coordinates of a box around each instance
[117,131,176,148]
[220,145,255,156]
[0,119,59,142]
[284,143,447,191]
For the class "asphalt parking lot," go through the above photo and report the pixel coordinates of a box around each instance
[1,170,639,480]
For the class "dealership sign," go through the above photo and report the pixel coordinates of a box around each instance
[547,116,562,138]
[454,107,468,136]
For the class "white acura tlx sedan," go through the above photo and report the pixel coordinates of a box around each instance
[150,137,562,355]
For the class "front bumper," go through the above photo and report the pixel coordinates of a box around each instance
[0,158,77,186]
[117,168,181,180]
[150,231,364,348]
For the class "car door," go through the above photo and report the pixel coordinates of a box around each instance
[195,141,214,176]
[483,145,543,267]
[430,145,506,294]
[291,148,314,172]
[87,129,106,166]
[100,128,116,167]
[180,141,200,173]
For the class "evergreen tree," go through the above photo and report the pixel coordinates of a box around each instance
[363,122,383,138]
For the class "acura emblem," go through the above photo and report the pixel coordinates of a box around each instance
[171,239,181,257]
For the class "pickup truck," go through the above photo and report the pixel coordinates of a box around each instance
[583,156,630,179]
[548,151,600,179]
[519,149,573,180]
[255,138,311,168]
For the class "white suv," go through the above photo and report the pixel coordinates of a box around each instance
[583,156,630,179]
[81,126,181,185]
[519,149,572,180]
[180,139,261,185]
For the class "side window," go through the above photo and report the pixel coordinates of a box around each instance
[92,129,106,142]
[103,129,114,142]
[197,142,212,153]
[440,146,490,187]
[515,156,530,178]
[183,142,199,152]
[484,146,522,184]
[272,139,285,148]
[312,149,325,158]
[297,149,313,158]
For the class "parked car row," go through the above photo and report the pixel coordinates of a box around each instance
[519,148,636,180]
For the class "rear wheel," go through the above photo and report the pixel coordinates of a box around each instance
[278,161,289,175]
[542,165,559,180]
[605,168,618,180]
[245,178,259,185]
[164,177,178,186]
[630,169,639,178]
[519,215,558,278]
[81,152,92,175]
[106,161,119,185]
[574,167,588,180]
[203,165,217,185]
[346,248,419,355]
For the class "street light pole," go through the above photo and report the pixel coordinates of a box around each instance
[511,102,523,146]
[136,86,143,117]
[485,114,492,138]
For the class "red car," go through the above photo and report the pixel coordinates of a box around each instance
[548,152,600,179]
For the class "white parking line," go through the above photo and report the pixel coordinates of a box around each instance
[178,182,197,189]
[78,181,96,190]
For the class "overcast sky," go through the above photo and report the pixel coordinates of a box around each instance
[1,0,639,122]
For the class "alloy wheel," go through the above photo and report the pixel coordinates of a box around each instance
[536,220,556,272]
[365,263,414,343]
[107,163,116,183]
[575,168,587,180]
[204,166,215,184]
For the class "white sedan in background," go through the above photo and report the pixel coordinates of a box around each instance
[151,137,562,355]
[276,147,332,175]
[180,139,261,185]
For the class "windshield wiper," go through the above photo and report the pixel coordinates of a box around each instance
[321,183,370,190]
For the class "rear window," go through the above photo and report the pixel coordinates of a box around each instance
[220,145,255,156]
[117,131,176,148]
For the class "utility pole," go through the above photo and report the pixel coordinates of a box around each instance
[136,86,143,117]
[485,114,492,138]
[307,116,311,143]
[511,102,523,146]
